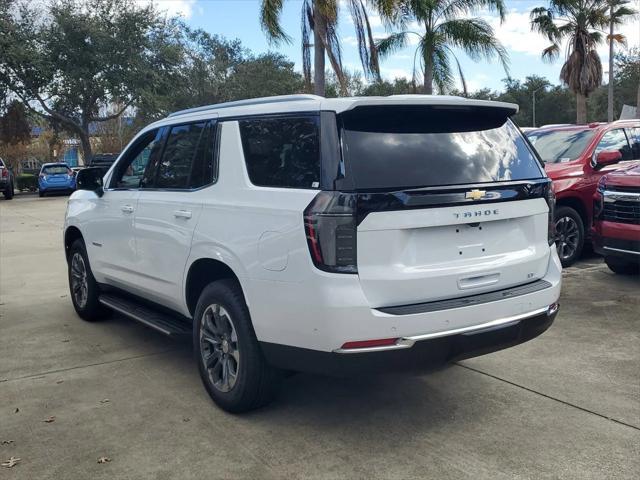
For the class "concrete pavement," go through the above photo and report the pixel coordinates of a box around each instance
[1,194,638,479]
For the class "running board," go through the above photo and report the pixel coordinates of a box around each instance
[99,293,191,337]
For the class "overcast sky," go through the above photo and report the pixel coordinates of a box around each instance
[145,0,638,91]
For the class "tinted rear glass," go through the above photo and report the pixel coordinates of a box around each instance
[239,116,320,189]
[340,106,543,190]
[526,129,594,163]
[42,165,69,175]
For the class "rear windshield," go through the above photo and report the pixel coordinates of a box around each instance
[340,106,544,190]
[525,129,595,163]
[42,165,69,175]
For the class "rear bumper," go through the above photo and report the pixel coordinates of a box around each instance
[0,178,9,189]
[248,245,562,355]
[261,304,558,376]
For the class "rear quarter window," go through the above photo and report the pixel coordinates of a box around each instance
[238,116,320,189]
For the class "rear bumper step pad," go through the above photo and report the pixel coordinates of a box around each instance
[376,279,552,316]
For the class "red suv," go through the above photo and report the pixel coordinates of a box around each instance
[592,163,640,274]
[526,121,640,266]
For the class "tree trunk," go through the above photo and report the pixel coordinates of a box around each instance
[576,93,587,124]
[607,8,614,122]
[313,9,326,97]
[79,130,93,166]
[423,58,433,95]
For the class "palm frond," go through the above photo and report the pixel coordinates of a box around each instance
[444,46,468,96]
[376,32,409,58]
[321,13,348,96]
[348,0,380,81]
[542,44,560,62]
[439,0,506,23]
[607,32,627,47]
[260,0,291,44]
[431,46,455,95]
[438,18,509,74]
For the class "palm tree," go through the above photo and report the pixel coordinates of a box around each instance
[375,0,509,95]
[530,0,629,124]
[606,1,636,121]
[260,0,383,96]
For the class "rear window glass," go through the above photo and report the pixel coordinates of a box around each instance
[42,165,69,175]
[340,106,543,191]
[239,116,320,189]
[526,129,595,163]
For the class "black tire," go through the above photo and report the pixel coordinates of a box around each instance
[193,279,282,413]
[38,189,44,198]
[3,182,13,200]
[67,239,109,321]
[554,206,584,267]
[605,256,639,275]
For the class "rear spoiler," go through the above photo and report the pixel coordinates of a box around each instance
[334,96,518,116]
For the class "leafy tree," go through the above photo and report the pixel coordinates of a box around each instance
[530,0,627,124]
[226,53,305,100]
[376,0,509,94]
[360,77,417,96]
[0,100,30,146]
[606,1,636,121]
[260,0,382,96]
[0,0,183,161]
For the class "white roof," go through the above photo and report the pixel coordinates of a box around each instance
[147,94,519,130]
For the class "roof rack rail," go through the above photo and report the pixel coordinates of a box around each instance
[168,94,323,118]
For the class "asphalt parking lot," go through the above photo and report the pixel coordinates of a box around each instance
[1,193,638,479]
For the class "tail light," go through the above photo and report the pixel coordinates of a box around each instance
[545,182,556,245]
[1,168,8,178]
[39,173,45,179]
[303,191,358,273]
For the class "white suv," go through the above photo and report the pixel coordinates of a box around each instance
[65,95,561,412]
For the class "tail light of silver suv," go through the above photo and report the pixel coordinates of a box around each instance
[303,191,358,274]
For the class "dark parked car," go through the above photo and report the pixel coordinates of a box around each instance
[0,157,15,200]
[526,120,640,266]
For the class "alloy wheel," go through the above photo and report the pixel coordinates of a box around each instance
[555,216,579,261]
[70,252,89,308]
[199,304,240,393]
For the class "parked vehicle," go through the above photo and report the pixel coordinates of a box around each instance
[0,157,15,200]
[38,163,76,197]
[65,95,561,412]
[593,163,640,275]
[526,121,640,266]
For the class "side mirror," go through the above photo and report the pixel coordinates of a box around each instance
[76,167,104,196]
[592,150,622,169]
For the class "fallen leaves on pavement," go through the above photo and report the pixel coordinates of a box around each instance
[97,457,111,464]
[43,416,55,423]
[1,457,20,468]
[1,440,14,445]
[99,399,110,404]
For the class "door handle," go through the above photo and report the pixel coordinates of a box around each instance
[121,205,134,214]
[174,210,192,219]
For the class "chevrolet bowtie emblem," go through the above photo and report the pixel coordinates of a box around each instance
[465,189,487,200]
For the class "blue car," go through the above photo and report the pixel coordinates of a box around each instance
[38,163,76,197]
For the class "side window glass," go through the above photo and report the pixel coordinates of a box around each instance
[596,129,632,161]
[189,122,217,189]
[238,116,320,189]
[151,122,206,189]
[110,129,163,189]
[625,127,640,160]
